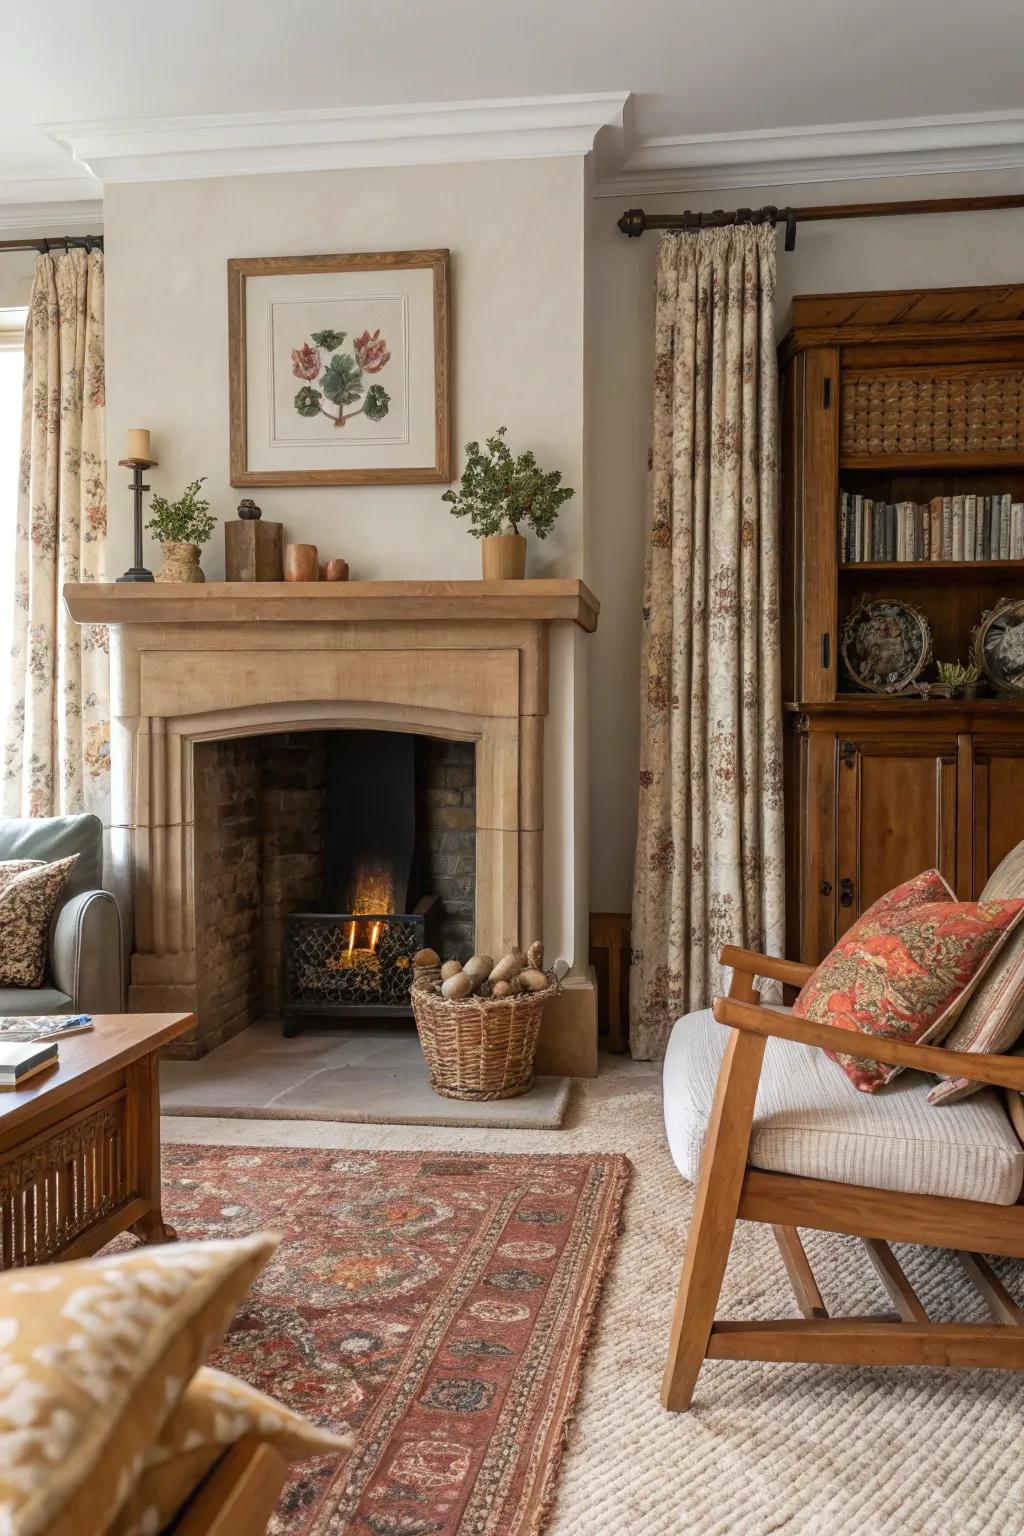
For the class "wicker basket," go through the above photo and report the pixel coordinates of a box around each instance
[410,973,556,1100]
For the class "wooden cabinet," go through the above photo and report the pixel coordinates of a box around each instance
[782,284,1024,963]
[835,732,958,931]
[973,736,1024,889]
[788,708,1024,959]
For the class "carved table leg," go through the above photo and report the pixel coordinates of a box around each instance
[126,1050,177,1245]
[130,1211,178,1245]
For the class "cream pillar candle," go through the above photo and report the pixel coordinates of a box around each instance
[125,427,152,461]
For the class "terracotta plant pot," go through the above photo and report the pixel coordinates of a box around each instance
[481,534,526,580]
[284,543,319,581]
[154,542,204,584]
[319,558,349,581]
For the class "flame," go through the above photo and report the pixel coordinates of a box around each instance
[326,865,395,972]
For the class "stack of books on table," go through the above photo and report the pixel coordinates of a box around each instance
[840,492,1024,563]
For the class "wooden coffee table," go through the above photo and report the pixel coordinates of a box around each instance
[0,1013,195,1268]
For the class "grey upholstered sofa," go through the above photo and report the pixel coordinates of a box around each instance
[0,814,123,1015]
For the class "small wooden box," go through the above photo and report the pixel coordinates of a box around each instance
[224,520,283,582]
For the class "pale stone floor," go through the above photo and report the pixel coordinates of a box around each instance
[162,1053,1024,1535]
[160,1015,570,1127]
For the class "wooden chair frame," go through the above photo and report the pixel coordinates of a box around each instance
[172,1436,288,1534]
[663,945,1024,1412]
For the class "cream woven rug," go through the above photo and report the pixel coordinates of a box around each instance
[163,1055,1024,1535]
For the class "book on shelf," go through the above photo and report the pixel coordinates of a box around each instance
[839,488,1024,563]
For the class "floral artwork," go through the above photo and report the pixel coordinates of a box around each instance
[229,251,451,486]
[290,327,392,428]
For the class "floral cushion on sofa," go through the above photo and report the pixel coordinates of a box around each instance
[793,870,1024,1093]
[0,855,78,987]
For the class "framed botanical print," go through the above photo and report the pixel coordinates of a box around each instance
[228,249,450,486]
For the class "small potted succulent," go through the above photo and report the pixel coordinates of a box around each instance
[442,427,574,579]
[936,658,983,699]
[147,478,216,584]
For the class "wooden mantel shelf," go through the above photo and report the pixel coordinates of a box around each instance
[63,578,600,632]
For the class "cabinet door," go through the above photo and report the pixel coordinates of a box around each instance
[835,735,958,933]
[973,738,1024,892]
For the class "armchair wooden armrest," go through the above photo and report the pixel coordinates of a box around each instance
[720,944,815,991]
[712,993,1024,1093]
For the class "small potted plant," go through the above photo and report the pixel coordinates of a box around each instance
[442,427,574,579]
[146,478,216,584]
[935,658,983,699]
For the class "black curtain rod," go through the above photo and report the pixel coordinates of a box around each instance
[0,235,103,255]
[617,193,1024,250]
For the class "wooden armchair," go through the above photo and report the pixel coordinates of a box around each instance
[662,944,1024,1412]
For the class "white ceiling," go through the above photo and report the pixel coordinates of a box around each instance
[6,0,1024,203]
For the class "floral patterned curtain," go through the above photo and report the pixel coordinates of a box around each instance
[629,225,785,1060]
[3,249,109,820]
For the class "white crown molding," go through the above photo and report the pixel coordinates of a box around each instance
[595,109,1024,196]
[44,93,631,184]
[0,197,102,234]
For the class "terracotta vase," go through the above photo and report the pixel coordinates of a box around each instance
[319,558,350,581]
[284,543,319,581]
[154,541,204,583]
[481,534,526,580]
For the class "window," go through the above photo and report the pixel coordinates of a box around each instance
[0,308,25,733]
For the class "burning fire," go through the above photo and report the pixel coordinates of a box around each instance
[330,863,396,971]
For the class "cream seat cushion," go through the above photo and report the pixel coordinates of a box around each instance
[664,1006,1024,1205]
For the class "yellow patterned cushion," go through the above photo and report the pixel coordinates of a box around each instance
[109,1366,352,1536]
[0,1233,278,1536]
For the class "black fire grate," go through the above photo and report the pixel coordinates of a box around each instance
[284,911,424,1028]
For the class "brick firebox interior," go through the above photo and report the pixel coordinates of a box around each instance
[191,730,476,1055]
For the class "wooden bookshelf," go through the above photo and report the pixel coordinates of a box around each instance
[840,560,1024,575]
[780,283,1024,964]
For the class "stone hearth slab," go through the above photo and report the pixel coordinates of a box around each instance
[159,1018,571,1129]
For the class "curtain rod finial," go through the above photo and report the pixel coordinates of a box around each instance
[618,208,646,238]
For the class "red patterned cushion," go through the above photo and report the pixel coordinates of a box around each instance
[793,874,1024,1093]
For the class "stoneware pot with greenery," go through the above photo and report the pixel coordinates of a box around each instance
[442,427,574,580]
[146,477,216,583]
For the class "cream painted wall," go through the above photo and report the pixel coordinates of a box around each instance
[103,155,592,969]
[586,166,1024,912]
[0,250,36,310]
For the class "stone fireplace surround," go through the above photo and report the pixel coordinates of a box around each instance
[64,579,599,1074]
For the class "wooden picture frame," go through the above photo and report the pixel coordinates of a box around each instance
[840,594,933,695]
[228,249,451,487]
[972,596,1024,697]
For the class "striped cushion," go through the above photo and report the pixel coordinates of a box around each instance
[931,840,1024,1105]
[664,1006,1024,1204]
[929,926,1024,1103]
[981,841,1024,901]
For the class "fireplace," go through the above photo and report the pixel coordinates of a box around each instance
[65,579,600,1072]
[192,729,472,1046]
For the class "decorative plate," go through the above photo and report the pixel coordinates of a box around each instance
[840,596,933,694]
[972,597,1024,697]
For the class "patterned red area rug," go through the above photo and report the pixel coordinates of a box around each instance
[160,1145,629,1535]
